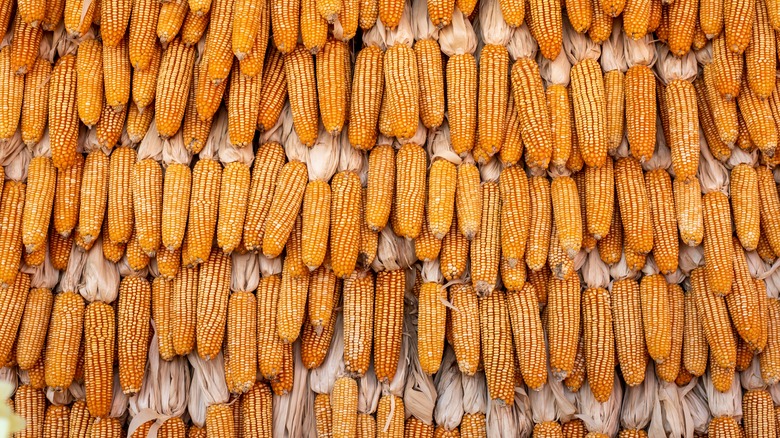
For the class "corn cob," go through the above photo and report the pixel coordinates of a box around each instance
[64,0,95,36]
[158,0,189,43]
[103,37,131,112]
[596,202,622,264]
[255,47,287,132]
[479,290,515,405]
[340,270,372,375]
[48,55,79,167]
[737,78,778,158]
[472,180,500,295]
[0,47,22,140]
[729,164,759,251]
[683,289,709,377]
[418,278,446,375]
[582,286,615,401]
[194,45,230,121]
[45,291,84,390]
[664,80,700,181]
[226,291,257,394]
[527,175,552,270]
[127,103,155,144]
[744,0,776,99]
[374,268,405,383]
[384,43,419,141]
[666,0,698,56]
[22,155,55,254]
[500,86,524,167]
[499,165,529,267]
[639,274,672,364]
[132,43,161,112]
[656,283,684,382]
[16,287,53,370]
[449,283,479,375]
[195,250,231,358]
[276,257,309,343]
[456,158,481,239]
[83,302,114,417]
[156,39,196,138]
[284,45,319,146]
[117,277,151,395]
[624,65,655,161]
[302,0,328,53]
[185,157,221,264]
[236,0,269,76]
[726,239,762,350]
[394,143,427,239]
[75,38,103,127]
[257,270,284,379]
[611,278,647,386]
[262,159,307,258]
[548,275,581,379]
[506,284,546,390]
[243,142,284,251]
[330,171,362,277]
[550,175,582,258]
[0,272,30,368]
[10,14,42,76]
[349,44,384,150]
[712,33,744,100]
[589,0,614,43]
[217,160,251,254]
[701,191,734,296]
[614,157,653,255]
[241,382,273,437]
[760,298,780,384]
[511,57,552,169]
[21,52,50,146]
[743,389,774,438]
[441,216,469,281]
[692,268,736,368]
[724,0,755,54]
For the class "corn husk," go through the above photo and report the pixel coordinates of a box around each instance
[433,346,464,431]
[698,134,730,195]
[187,351,229,428]
[78,238,120,302]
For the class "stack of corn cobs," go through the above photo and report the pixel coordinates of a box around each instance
[1,0,780,434]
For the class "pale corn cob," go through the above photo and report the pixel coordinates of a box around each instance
[374,268,405,383]
[45,291,84,390]
[83,302,114,417]
[243,142,284,251]
[52,151,84,237]
[103,37,131,112]
[507,284,546,390]
[156,39,196,138]
[479,290,515,405]
[527,175,552,270]
[511,57,552,169]
[611,278,647,386]
[195,250,231,358]
[237,0,269,76]
[548,275,581,379]
[384,44,419,141]
[132,43,161,112]
[692,268,736,368]
[625,65,656,161]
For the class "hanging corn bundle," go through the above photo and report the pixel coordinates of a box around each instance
[705,369,742,431]
[575,376,623,437]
